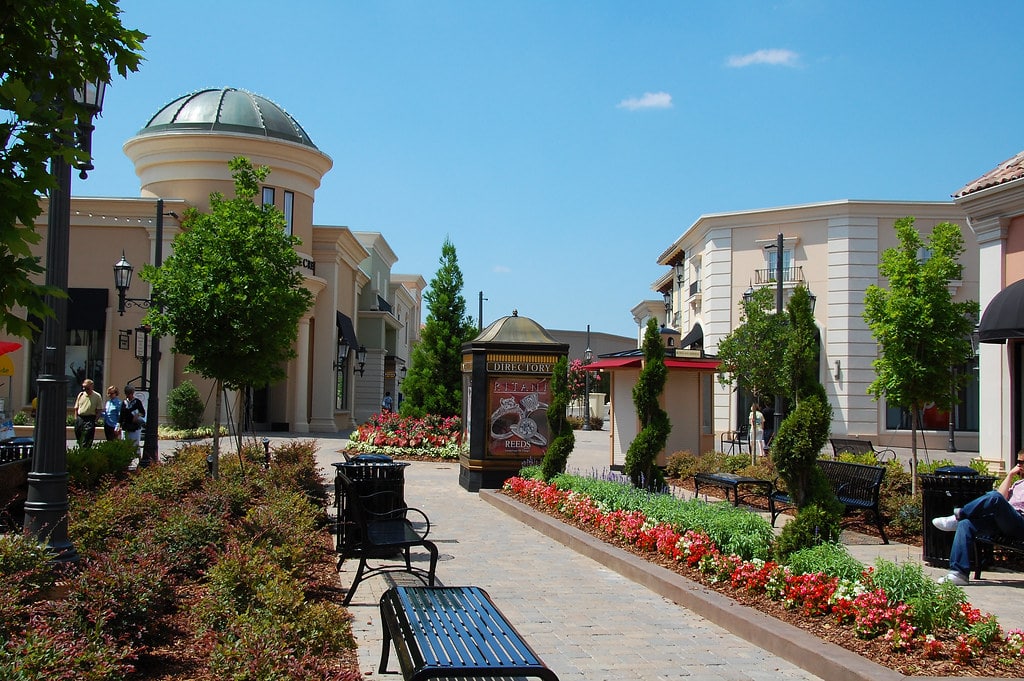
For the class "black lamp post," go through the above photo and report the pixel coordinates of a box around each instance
[582,324,592,431]
[23,77,107,562]
[113,199,171,467]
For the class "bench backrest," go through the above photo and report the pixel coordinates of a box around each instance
[830,438,879,458]
[817,459,885,503]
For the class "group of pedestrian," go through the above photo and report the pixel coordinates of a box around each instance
[74,379,147,459]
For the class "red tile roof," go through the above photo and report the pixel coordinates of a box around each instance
[954,150,1024,198]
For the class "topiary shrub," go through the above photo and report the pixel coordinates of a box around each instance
[166,380,204,430]
[774,502,841,563]
[542,356,575,481]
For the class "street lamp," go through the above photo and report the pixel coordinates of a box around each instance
[764,232,785,437]
[24,75,107,562]
[356,345,367,377]
[583,324,593,431]
[112,199,172,467]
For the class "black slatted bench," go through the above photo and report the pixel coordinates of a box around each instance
[829,437,896,462]
[971,534,1024,579]
[694,472,773,507]
[769,459,888,544]
[379,585,560,681]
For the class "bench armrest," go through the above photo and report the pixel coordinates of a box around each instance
[365,504,432,539]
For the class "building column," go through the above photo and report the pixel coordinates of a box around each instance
[291,315,311,433]
[974,217,1009,470]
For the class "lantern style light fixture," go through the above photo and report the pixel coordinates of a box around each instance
[356,345,367,376]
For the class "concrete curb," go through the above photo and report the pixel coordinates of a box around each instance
[481,489,1007,681]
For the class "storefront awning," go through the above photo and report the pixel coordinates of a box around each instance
[679,323,703,348]
[335,311,359,349]
[587,355,719,371]
[979,278,1024,343]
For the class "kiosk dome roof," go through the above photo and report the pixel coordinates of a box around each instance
[139,87,317,148]
[475,311,560,344]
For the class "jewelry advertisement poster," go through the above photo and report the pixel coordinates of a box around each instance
[487,376,551,457]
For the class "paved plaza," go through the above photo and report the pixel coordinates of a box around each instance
[158,430,1023,680]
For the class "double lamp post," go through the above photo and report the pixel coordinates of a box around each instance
[113,198,173,467]
[24,78,107,561]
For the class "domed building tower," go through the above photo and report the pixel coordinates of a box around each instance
[115,87,370,433]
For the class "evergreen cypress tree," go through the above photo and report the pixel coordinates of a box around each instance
[624,318,670,489]
[542,356,574,480]
[400,238,476,417]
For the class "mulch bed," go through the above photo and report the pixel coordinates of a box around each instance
[504,485,1022,678]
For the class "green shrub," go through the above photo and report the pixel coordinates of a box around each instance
[773,502,841,563]
[152,505,227,575]
[12,410,30,425]
[66,439,137,489]
[786,541,863,582]
[166,380,204,430]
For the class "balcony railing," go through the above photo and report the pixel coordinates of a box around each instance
[753,266,804,286]
[689,280,701,297]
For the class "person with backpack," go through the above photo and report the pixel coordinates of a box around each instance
[382,391,394,413]
[119,385,146,459]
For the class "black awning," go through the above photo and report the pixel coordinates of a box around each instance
[679,323,703,349]
[336,311,359,350]
[68,288,109,331]
[979,278,1024,344]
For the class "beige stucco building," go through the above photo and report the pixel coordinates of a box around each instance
[1,88,423,433]
[956,151,1024,472]
[650,199,980,453]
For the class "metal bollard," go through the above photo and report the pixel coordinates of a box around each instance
[206,453,214,477]
[262,437,271,468]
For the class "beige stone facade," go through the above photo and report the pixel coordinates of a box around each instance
[652,200,980,452]
[1,88,422,434]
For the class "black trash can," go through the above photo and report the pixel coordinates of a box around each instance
[919,467,997,567]
[333,456,409,553]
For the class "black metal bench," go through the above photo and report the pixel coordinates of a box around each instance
[337,470,439,606]
[829,437,896,462]
[971,534,1024,579]
[379,585,560,681]
[719,426,750,454]
[769,459,888,544]
[694,472,773,507]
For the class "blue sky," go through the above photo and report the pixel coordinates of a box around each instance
[81,1,1024,339]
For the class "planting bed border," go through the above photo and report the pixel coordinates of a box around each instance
[481,489,1005,681]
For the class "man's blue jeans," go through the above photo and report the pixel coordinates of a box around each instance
[949,490,1024,576]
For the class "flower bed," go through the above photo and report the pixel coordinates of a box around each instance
[347,412,464,460]
[503,474,1024,677]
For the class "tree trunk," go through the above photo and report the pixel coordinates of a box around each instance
[910,403,919,496]
[211,379,222,479]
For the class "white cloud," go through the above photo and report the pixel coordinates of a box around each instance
[493,265,511,273]
[726,49,800,68]
[616,91,673,111]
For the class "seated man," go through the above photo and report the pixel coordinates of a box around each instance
[932,461,1024,585]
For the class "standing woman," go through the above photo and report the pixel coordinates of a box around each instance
[102,386,122,441]
[120,385,146,458]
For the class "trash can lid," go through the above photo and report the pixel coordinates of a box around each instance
[349,454,393,463]
[933,465,978,476]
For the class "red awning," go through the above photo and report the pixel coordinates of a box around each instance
[587,356,719,371]
[664,357,720,370]
[586,357,641,370]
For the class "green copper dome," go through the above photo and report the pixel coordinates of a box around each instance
[474,310,561,344]
[139,87,317,148]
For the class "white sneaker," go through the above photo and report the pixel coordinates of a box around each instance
[931,515,958,532]
[937,571,969,586]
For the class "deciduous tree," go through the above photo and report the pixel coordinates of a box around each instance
[863,217,978,492]
[0,1,145,336]
[142,157,313,476]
